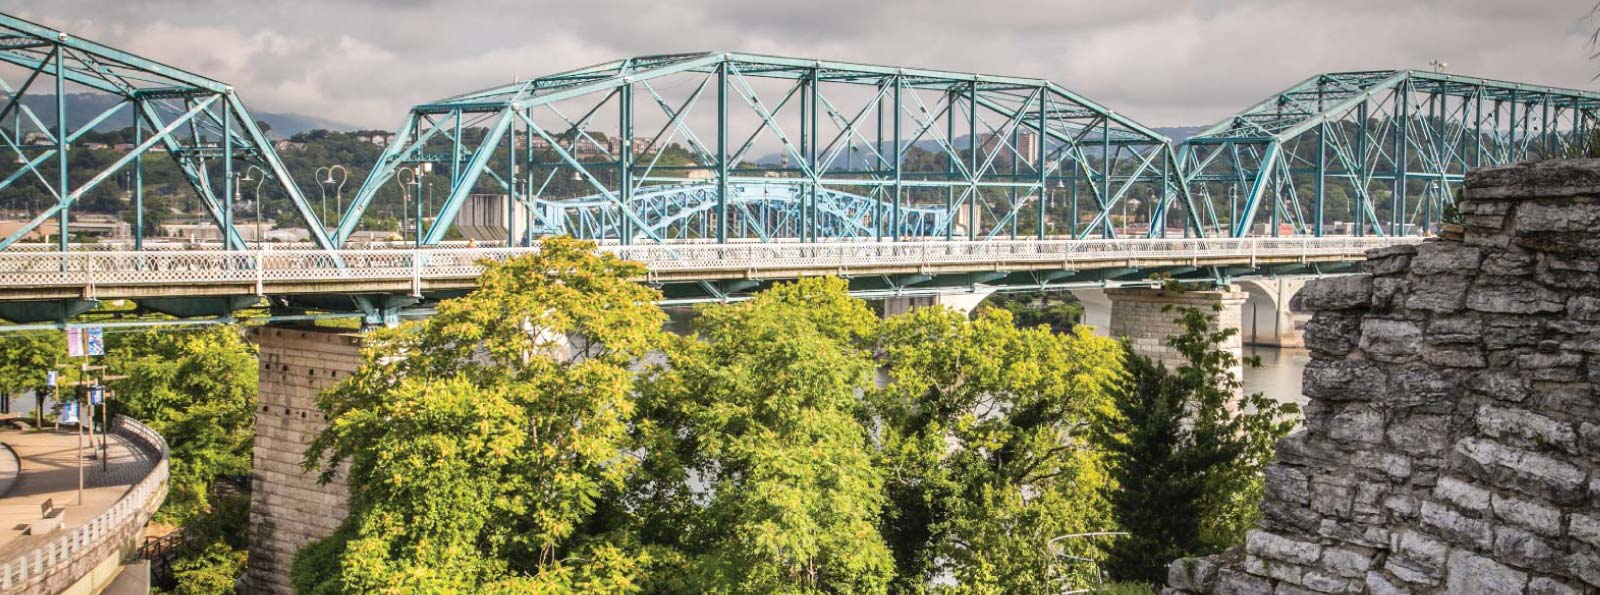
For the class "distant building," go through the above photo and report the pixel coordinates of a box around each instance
[274,140,306,152]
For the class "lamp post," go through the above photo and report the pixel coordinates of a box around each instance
[397,166,421,244]
[322,165,349,229]
[238,165,268,245]
[314,166,331,226]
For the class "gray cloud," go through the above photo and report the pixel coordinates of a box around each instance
[2,0,1595,128]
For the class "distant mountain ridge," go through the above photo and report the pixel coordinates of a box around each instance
[16,93,358,139]
[750,126,1212,165]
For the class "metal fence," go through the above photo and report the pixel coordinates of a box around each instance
[0,237,1419,293]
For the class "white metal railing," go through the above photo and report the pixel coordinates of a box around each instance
[0,416,169,591]
[0,237,1420,293]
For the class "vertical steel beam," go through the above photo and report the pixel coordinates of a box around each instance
[132,99,143,250]
[945,89,955,240]
[508,107,517,246]
[1036,87,1046,240]
[223,99,234,248]
[1315,122,1326,237]
[808,67,819,242]
[1393,83,1408,236]
[716,62,728,243]
[620,83,633,245]
[1100,114,1111,238]
[53,44,66,254]
[875,82,885,241]
[892,75,902,240]
[968,81,977,241]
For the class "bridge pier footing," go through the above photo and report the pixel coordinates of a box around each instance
[1105,286,1246,379]
[245,326,358,595]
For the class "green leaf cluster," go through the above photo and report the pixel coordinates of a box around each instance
[1099,304,1300,582]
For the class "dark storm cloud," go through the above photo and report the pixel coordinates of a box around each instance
[2,0,1594,128]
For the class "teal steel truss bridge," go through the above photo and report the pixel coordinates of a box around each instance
[1180,70,1600,239]
[341,51,1197,247]
[0,13,338,252]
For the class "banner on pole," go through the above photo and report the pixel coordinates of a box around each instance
[89,385,103,405]
[46,370,57,387]
[85,327,104,356]
[65,329,84,357]
[57,399,78,425]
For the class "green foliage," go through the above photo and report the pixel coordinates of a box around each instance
[635,277,894,594]
[972,292,1083,334]
[170,541,246,595]
[1091,582,1156,595]
[163,494,250,594]
[1100,304,1299,583]
[107,327,257,523]
[298,236,666,593]
[873,306,1124,594]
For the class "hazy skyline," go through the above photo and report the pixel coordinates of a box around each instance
[3,0,1595,129]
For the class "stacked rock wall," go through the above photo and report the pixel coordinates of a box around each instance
[1167,160,1600,595]
[246,327,358,595]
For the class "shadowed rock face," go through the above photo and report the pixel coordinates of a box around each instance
[1166,160,1600,595]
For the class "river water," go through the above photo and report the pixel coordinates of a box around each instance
[1241,346,1311,408]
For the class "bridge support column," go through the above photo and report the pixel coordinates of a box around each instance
[1106,286,1246,379]
[1068,288,1113,336]
[1238,278,1309,348]
[246,326,359,595]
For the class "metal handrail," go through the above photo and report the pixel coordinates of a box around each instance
[0,416,169,591]
[0,237,1420,292]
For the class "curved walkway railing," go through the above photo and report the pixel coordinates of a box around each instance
[0,416,169,593]
[0,237,1421,291]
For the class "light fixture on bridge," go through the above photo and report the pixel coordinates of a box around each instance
[1428,60,1449,73]
[571,170,583,182]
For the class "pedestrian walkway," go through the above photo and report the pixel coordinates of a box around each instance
[0,426,157,556]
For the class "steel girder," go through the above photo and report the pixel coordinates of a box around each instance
[0,12,335,252]
[1180,70,1600,238]
[344,52,1198,247]
[531,180,949,241]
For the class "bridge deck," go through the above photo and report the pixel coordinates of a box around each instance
[0,237,1418,302]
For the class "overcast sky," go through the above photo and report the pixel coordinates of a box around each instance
[4,0,1596,129]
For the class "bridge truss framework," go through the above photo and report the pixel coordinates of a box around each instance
[341,52,1199,248]
[1180,70,1600,239]
[0,13,336,253]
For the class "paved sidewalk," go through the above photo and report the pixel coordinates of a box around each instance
[0,426,156,556]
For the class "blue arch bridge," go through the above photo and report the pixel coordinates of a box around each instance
[0,12,1594,330]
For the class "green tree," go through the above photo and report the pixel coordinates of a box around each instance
[0,333,67,423]
[1100,304,1299,583]
[633,277,894,594]
[295,237,666,593]
[107,326,258,523]
[872,306,1124,594]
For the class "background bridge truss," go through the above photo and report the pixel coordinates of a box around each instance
[0,13,335,252]
[342,52,1199,247]
[1180,70,1600,238]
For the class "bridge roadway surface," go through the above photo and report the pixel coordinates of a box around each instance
[0,237,1420,306]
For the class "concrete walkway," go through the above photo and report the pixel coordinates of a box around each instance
[0,426,157,557]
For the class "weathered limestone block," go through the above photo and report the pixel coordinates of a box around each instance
[1165,160,1600,595]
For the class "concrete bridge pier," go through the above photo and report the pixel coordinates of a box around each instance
[246,326,359,595]
[1100,286,1247,380]
[1237,277,1310,348]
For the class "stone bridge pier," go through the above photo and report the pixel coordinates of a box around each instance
[1167,159,1600,595]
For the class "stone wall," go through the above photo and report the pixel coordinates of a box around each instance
[246,327,358,595]
[1166,159,1600,595]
